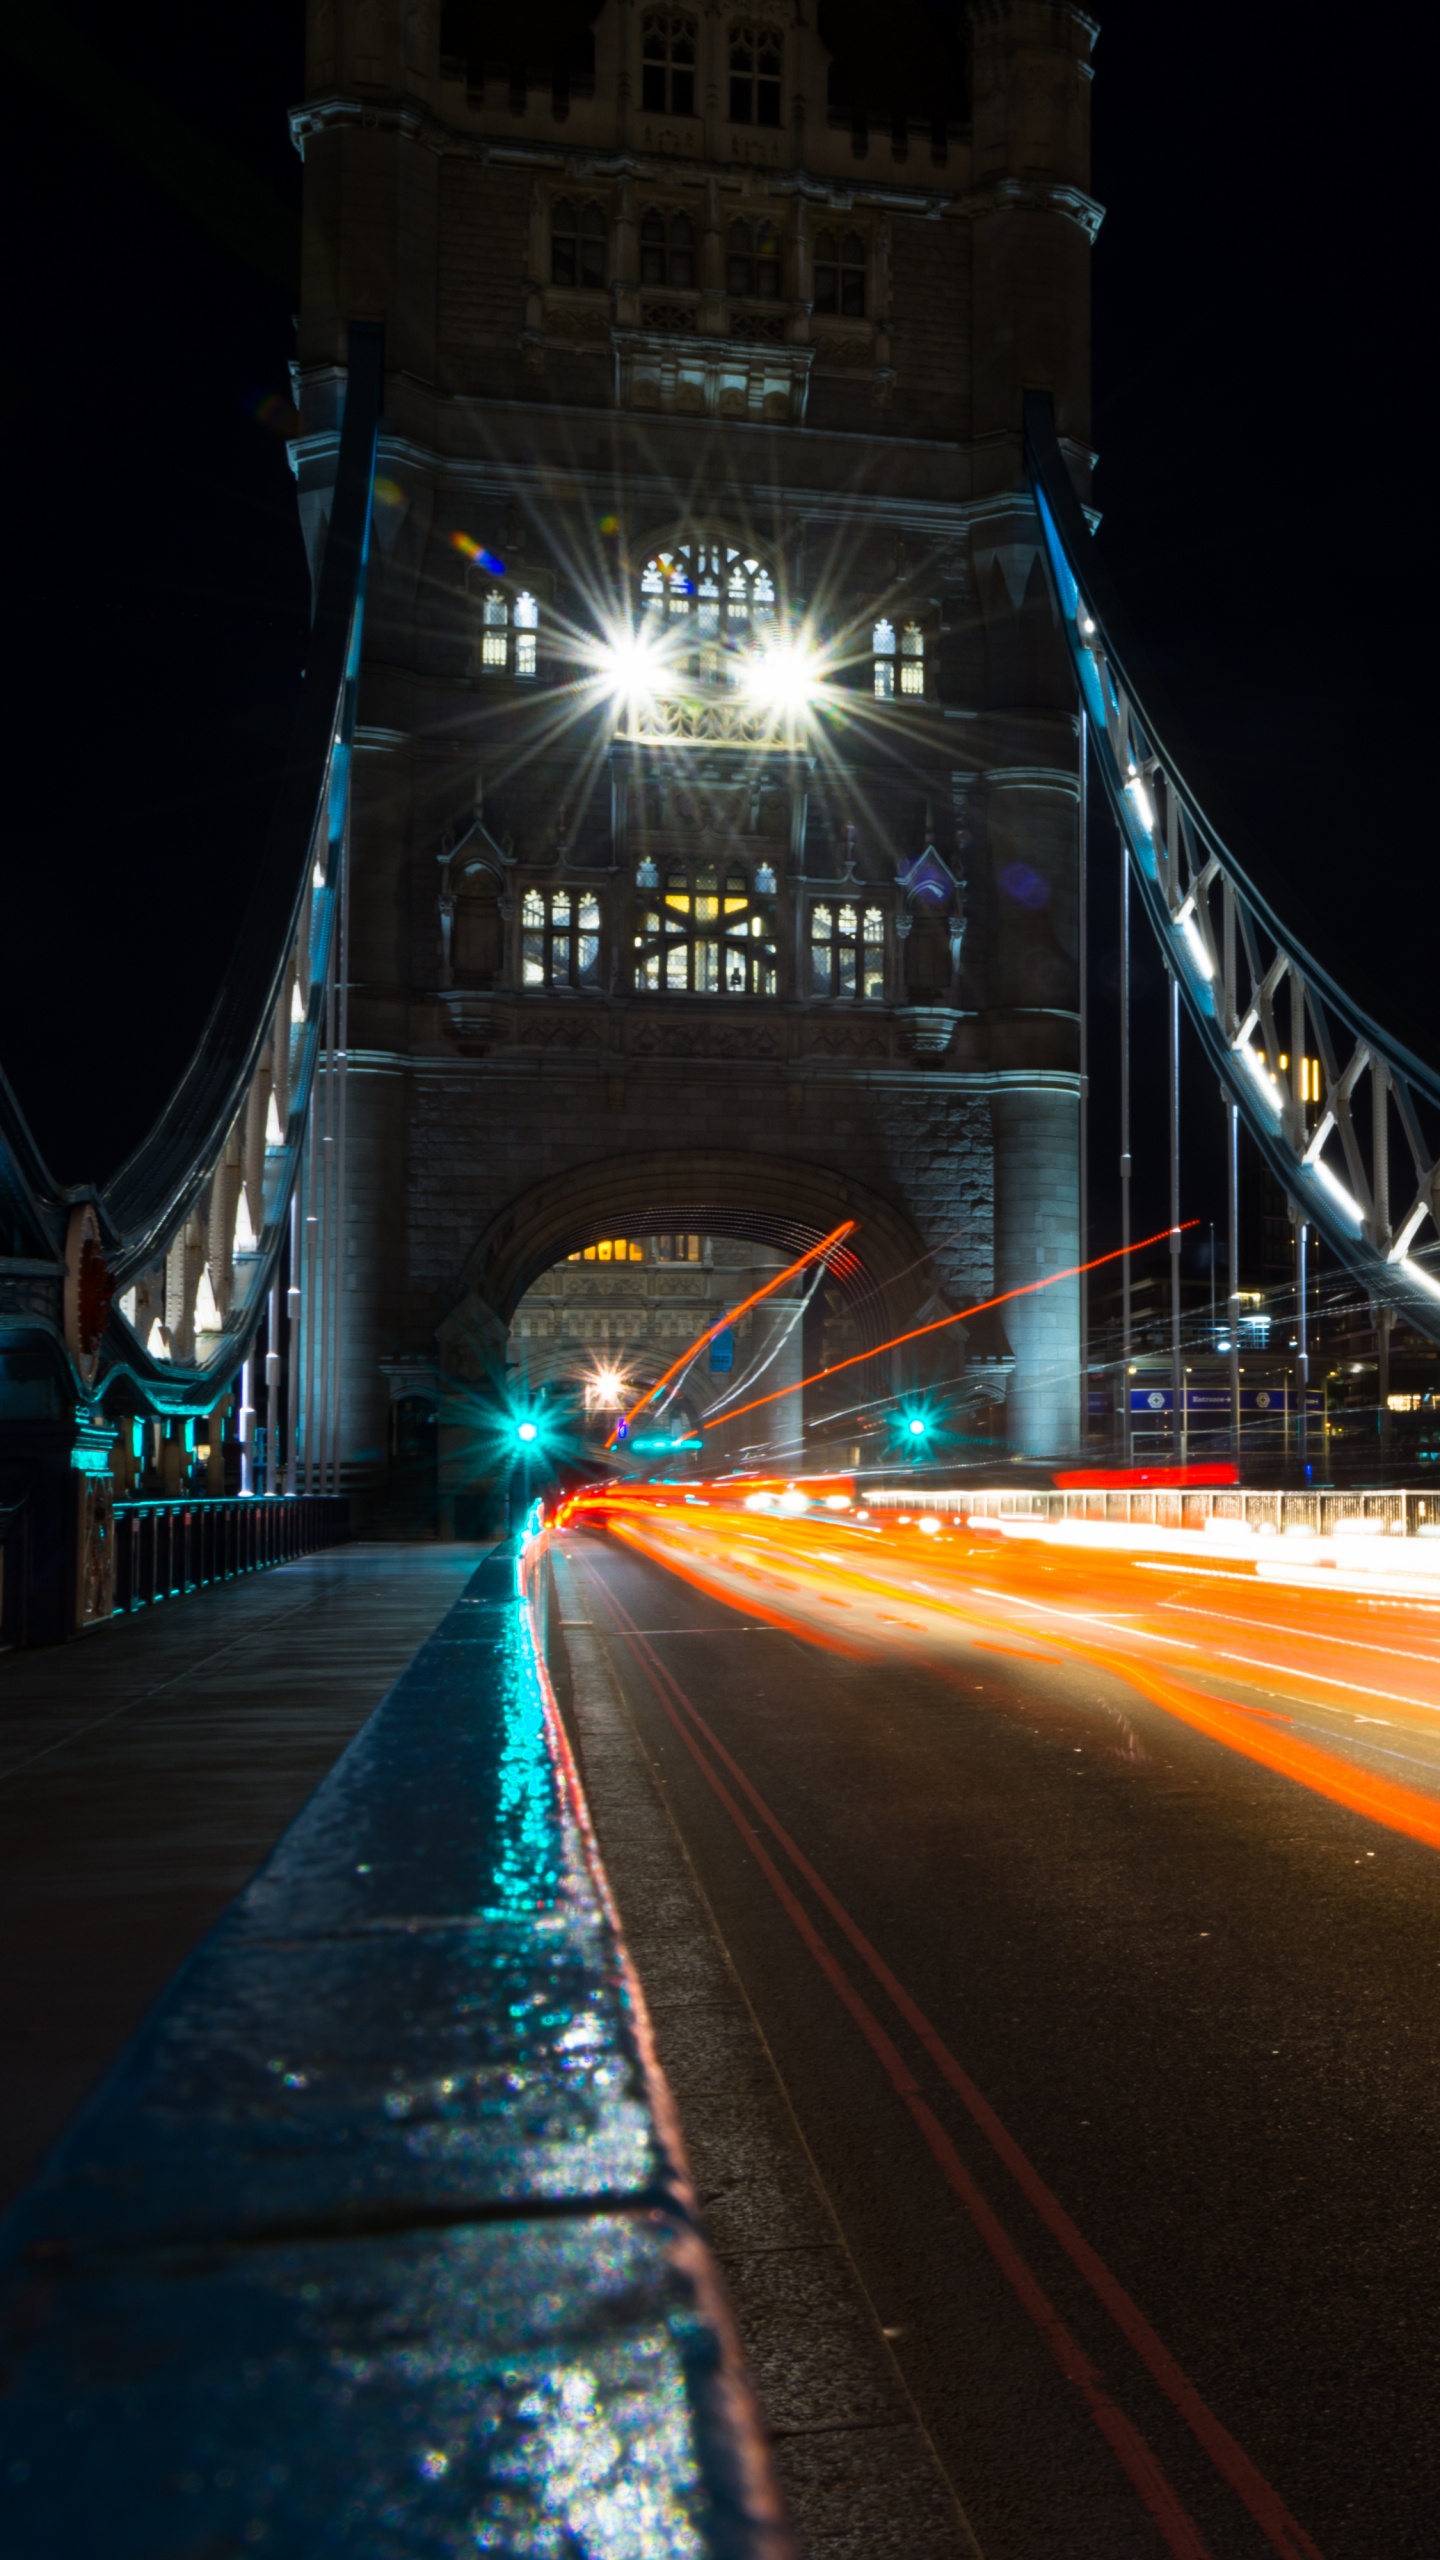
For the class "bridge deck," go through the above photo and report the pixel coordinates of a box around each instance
[0,1542,483,2207]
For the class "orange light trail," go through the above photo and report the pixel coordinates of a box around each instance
[607,1219,856,1447]
[559,1489,1440,1857]
[702,1219,1198,1436]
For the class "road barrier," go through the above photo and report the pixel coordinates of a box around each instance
[866,1483,1440,1539]
[0,1531,790,2559]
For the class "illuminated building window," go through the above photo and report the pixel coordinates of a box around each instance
[641,12,696,115]
[521,887,602,988]
[727,217,782,299]
[478,588,540,679]
[550,197,607,288]
[810,901,886,1000]
[568,1238,646,1262]
[634,862,777,995]
[640,207,696,288]
[813,228,866,318]
[656,1234,702,1261]
[729,22,782,125]
[872,618,895,698]
[638,541,776,682]
[899,621,925,696]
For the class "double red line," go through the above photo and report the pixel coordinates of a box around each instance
[576,1550,1325,2560]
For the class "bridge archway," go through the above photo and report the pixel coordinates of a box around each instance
[453,1148,947,1350]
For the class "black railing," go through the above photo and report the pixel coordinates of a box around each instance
[112,1495,349,1614]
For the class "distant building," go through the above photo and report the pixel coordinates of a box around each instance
[291,0,1099,1519]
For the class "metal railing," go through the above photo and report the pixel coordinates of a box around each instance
[112,1494,348,1614]
[867,1483,1440,1539]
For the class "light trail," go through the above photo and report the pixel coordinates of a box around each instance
[561,1485,1440,1854]
[573,1547,1326,2560]
[606,1220,855,1447]
[702,1219,1198,1437]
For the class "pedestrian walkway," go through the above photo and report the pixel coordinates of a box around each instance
[0,1543,483,2205]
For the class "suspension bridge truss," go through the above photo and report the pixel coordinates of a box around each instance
[1025,393,1440,1349]
[0,325,382,1449]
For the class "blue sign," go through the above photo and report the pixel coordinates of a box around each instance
[709,1328,735,1374]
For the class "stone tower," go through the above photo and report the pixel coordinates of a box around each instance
[291,0,1098,1519]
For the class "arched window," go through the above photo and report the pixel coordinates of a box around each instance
[635,863,777,995]
[478,588,541,680]
[640,207,696,288]
[899,621,925,697]
[813,228,866,318]
[729,23,782,126]
[871,618,895,699]
[641,12,697,115]
[551,198,606,288]
[521,887,602,988]
[568,1239,646,1262]
[727,217,782,299]
[638,540,776,684]
[810,901,886,1000]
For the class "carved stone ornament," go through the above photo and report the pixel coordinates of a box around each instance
[63,1203,114,1387]
[896,1006,964,1059]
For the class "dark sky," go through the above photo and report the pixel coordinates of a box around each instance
[2,3,1432,1271]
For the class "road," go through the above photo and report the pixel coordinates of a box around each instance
[556,1496,1440,2560]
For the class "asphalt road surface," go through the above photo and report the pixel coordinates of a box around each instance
[560,1516,1439,2560]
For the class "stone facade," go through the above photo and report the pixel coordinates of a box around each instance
[294,0,1097,1513]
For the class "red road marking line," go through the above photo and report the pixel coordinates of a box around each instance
[581,1548,1326,2560]
[577,1557,1216,2560]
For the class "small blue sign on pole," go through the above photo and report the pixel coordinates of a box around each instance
[709,1327,735,1374]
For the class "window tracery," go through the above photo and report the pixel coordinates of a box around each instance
[640,207,696,289]
[871,617,895,698]
[641,13,697,115]
[899,621,925,696]
[521,887,601,988]
[635,863,777,995]
[479,588,540,680]
[813,228,867,318]
[550,198,607,288]
[810,901,886,1000]
[727,217,782,299]
[729,23,783,125]
[639,540,777,685]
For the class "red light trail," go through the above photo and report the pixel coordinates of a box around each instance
[607,1219,856,1447]
[701,1219,1199,1437]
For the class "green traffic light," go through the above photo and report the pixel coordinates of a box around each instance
[907,1415,928,1437]
[516,1419,539,1444]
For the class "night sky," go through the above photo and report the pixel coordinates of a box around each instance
[2,4,1431,1285]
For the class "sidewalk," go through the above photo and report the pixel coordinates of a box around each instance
[0,1543,483,2204]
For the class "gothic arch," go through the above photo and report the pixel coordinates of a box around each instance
[450,1147,949,1355]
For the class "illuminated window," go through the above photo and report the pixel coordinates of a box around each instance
[521,887,602,988]
[727,217,782,299]
[656,1234,702,1261]
[640,207,696,288]
[813,228,866,318]
[568,1237,647,1262]
[810,901,885,1000]
[900,621,925,696]
[872,618,895,698]
[550,198,607,287]
[729,22,782,125]
[478,588,540,679]
[641,12,696,115]
[635,862,777,995]
[638,540,776,683]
